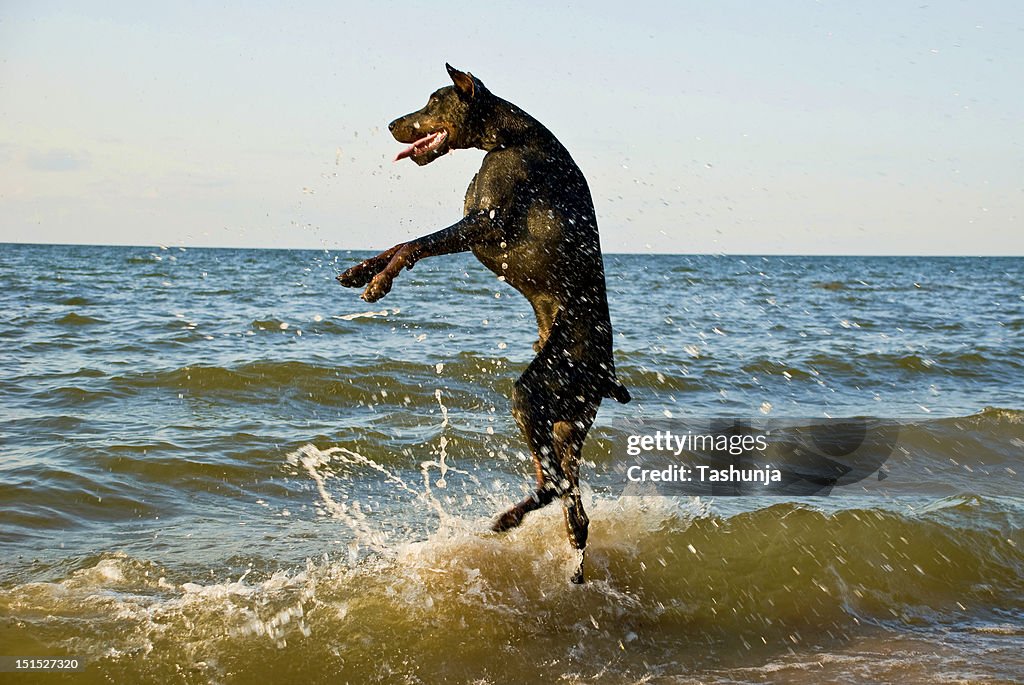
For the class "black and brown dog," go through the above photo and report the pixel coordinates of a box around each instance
[338,64,629,583]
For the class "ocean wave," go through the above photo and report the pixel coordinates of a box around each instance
[0,466,160,532]
[886,351,988,372]
[814,280,849,290]
[55,312,106,326]
[0,497,1020,682]
[618,366,697,392]
[795,350,1016,379]
[896,405,1024,449]
[114,360,352,396]
[125,254,164,264]
[740,359,815,379]
[957,405,1024,424]
[109,359,507,411]
[43,385,122,404]
[250,318,295,331]
[59,296,96,306]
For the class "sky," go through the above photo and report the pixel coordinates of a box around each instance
[1,1,1021,255]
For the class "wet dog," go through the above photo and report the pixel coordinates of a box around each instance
[338,64,630,583]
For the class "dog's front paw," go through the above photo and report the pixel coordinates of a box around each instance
[338,261,378,288]
[361,273,393,302]
[337,271,363,288]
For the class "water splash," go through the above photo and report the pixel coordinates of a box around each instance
[285,390,484,556]
[426,388,451,490]
[285,443,420,554]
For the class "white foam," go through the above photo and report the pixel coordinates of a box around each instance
[335,309,388,321]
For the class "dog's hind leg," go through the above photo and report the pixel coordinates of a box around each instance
[491,371,568,532]
[555,405,598,584]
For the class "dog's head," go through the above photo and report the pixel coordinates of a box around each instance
[389,64,488,165]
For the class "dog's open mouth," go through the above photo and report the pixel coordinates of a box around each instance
[394,130,448,162]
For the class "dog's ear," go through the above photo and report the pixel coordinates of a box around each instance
[446,63,476,98]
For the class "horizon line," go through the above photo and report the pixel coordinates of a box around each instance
[2,240,1021,259]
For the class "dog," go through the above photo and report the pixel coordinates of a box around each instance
[337,64,630,583]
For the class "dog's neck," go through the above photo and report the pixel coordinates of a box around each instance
[475,96,558,152]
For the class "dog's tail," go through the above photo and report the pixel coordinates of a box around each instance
[605,378,631,404]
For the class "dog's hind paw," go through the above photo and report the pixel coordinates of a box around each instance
[491,506,526,532]
[569,549,586,584]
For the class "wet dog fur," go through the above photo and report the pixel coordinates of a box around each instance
[338,64,629,583]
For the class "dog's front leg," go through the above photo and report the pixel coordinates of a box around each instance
[335,244,404,289]
[339,212,500,302]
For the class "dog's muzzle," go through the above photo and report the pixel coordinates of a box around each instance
[393,130,449,162]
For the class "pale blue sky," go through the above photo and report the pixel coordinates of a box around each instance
[1,1,1021,254]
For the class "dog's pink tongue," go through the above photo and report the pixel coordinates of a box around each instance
[394,132,436,162]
